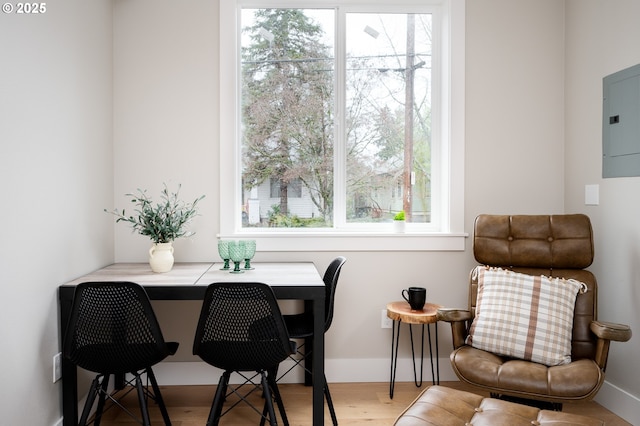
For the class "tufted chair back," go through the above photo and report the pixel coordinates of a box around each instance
[471,214,597,360]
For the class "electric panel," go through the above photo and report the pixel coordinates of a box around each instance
[603,63,640,178]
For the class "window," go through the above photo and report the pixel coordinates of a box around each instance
[220,0,466,251]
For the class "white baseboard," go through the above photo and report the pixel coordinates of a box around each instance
[152,357,457,385]
[324,357,457,383]
[153,359,306,385]
[595,380,640,425]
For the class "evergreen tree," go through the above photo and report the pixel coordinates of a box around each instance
[242,9,334,221]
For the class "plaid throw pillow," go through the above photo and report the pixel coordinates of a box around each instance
[467,266,584,366]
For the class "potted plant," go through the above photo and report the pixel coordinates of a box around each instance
[393,210,406,233]
[105,183,205,272]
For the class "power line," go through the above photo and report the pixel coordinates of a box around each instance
[242,52,431,65]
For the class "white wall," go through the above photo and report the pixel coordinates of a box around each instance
[0,1,113,425]
[112,0,219,264]
[466,0,566,215]
[565,0,640,423]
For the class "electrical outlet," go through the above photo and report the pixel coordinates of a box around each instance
[53,352,62,383]
[381,309,393,328]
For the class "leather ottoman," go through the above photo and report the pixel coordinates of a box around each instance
[394,385,605,426]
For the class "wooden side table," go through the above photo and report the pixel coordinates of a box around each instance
[387,301,442,399]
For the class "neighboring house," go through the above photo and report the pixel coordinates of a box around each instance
[243,178,322,225]
[243,172,430,224]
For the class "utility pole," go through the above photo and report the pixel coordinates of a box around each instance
[403,14,415,221]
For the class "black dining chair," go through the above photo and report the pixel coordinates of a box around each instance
[63,281,178,426]
[278,256,346,426]
[193,282,295,426]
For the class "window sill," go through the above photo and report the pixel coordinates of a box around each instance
[217,231,468,252]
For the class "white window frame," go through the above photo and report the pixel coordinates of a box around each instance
[219,0,466,251]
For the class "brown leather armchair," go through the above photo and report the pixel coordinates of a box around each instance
[438,214,631,409]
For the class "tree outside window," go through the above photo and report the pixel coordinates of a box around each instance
[239,7,437,229]
[242,9,334,228]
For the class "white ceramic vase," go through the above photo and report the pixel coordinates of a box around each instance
[149,242,174,273]
[394,220,406,233]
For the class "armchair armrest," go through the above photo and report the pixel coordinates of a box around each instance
[590,321,632,370]
[437,308,472,349]
[590,321,632,342]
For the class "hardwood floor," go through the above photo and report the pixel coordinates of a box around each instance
[95,381,631,425]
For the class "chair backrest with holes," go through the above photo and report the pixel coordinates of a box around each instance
[193,282,293,371]
[63,281,169,374]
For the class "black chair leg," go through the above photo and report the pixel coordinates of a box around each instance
[260,372,278,426]
[283,349,338,425]
[93,374,111,426]
[324,375,338,425]
[267,369,289,426]
[260,401,269,426]
[208,372,230,426]
[79,376,101,426]
[260,370,285,426]
[147,368,172,425]
[135,373,152,426]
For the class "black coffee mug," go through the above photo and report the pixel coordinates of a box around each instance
[402,287,426,310]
